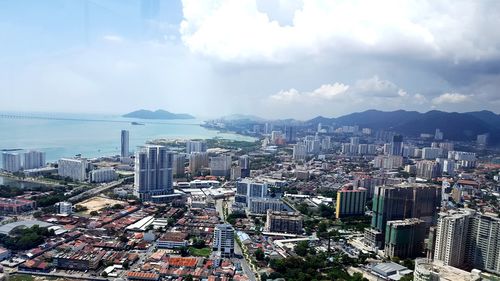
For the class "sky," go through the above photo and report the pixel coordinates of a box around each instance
[1,0,500,120]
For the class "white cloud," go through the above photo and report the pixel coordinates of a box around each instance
[180,0,500,63]
[432,92,471,104]
[102,35,124,43]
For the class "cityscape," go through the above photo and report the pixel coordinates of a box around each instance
[1,1,500,281]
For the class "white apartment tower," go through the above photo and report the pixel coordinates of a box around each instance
[58,158,87,181]
[213,224,235,258]
[1,152,21,173]
[23,150,46,170]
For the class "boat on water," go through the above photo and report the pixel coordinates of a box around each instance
[131,122,145,125]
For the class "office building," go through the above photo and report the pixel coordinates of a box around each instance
[58,158,87,181]
[416,160,441,179]
[292,143,307,161]
[1,152,21,173]
[239,155,250,178]
[89,168,117,183]
[265,210,303,234]
[305,139,320,154]
[121,130,129,157]
[134,145,174,202]
[186,140,207,154]
[189,152,209,174]
[366,183,440,249]
[210,155,232,177]
[335,187,367,218]
[390,135,403,156]
[384,218,426,259]
[23,150,46,170]
[213,224,235,258]
[55,202,72,215]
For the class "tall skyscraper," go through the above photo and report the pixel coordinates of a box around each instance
[365,183,441,249]
[434,209,500,275]
[189,152,209,175]
[121,130,129,157]
[172,153,186,177]
[1,152,21,173]
[433,209,474,268]
[390,135,403,156]
[213,224,235,258]
[285,126,296,143]
[292,143,307,161]
[23,150,46,170]
[134,145,174,202]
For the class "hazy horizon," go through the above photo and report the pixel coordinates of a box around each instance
[1,0,500,119]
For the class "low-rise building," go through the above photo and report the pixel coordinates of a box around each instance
[157,232,189,249]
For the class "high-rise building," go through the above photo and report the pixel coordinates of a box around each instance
[293,143,307,161]
[384,218,426,259]
[305,139,320,154]
[414,258,483,281]
[448,151,476,168]
[434,129,444,141]
[433,209,474,268]
[121,130,129,157]
[172,154,186,177]
[230,166,241,180]
[186,140,207,154]
[89,168,117,183]
[238,155,250,178]
[235,180,268,206]
[365,183,441,249]
[477,134,489,148]
[265,210,303,234]
[188,152,209,174]
[390,135,403,156]
[1,152,21,173]
[210,155,232,177]
[134,145,174,202]
[416,160,441,179]
[422,147,442,160]
[284,126,296,143]
[58,158,87,181]
[213,224,235,258]
[373,155,404,169]
[23,150,46,170]
[335,187,367,219]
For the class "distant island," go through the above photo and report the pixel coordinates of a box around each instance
[123,109,195,120]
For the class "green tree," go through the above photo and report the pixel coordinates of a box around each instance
[294,240,310,256]
[255,248,265,261]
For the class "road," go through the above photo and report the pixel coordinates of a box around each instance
[215,198,257,281]
[68,177,131,203]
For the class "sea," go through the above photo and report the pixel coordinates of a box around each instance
[0,112,255,162]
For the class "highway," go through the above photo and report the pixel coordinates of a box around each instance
[68,177,131,203]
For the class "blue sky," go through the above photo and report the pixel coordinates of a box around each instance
[1,0,500,119]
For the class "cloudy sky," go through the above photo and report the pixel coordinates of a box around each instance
[1,0,499,119]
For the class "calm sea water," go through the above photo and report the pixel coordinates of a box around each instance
[0,112,254,162]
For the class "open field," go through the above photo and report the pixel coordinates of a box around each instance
[77,196,123,214]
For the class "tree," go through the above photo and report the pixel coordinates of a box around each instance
[89,211,99,216]
[255,248,265,261]
[294,240,310,256]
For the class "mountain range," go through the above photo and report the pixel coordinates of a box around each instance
[123,109,194,120]
[306,110,500,144]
